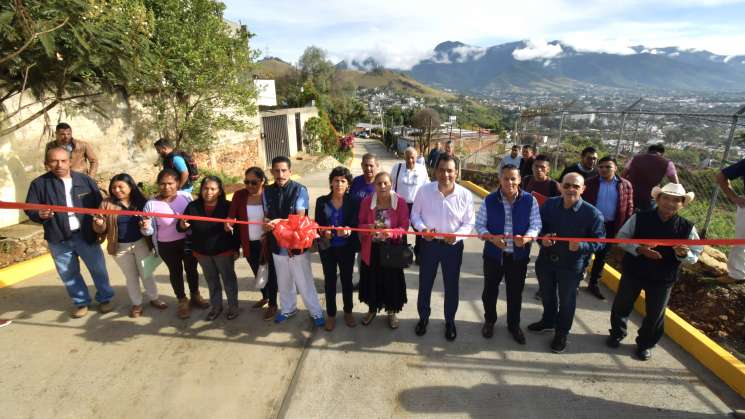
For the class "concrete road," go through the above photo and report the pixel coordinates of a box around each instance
[0,138,741,418]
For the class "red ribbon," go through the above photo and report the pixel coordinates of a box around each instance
[3,200,744,246]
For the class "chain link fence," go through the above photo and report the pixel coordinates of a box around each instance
[460,100,745,241]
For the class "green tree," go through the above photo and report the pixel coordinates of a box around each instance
[131,0,257,152]
[412,108,441,154]
[298,46,334,95]
[0,0,153,136]
[326,95,366,134]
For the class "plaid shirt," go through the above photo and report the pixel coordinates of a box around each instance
[475,190,542,253]
[582,175,634,236]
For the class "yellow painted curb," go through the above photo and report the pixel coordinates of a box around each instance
[599,263,745,399]
[460,180,491,197]
[0,253,55,287]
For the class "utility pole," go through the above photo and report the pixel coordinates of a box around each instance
[615,97,643,158]
[701,104,745,237]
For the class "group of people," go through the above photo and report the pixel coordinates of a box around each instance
[23,122,718,360]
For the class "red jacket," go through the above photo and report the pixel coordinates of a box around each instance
[227,188,265,258]
[582,176,634,236]
[358,192,409,266]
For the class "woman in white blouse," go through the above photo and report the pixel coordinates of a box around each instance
[227,167,278,321]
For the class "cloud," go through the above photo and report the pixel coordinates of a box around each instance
[512,39,563,61]
[224,0,745,67]
[451,45,487,62]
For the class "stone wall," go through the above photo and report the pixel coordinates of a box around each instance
[0,91,263,228]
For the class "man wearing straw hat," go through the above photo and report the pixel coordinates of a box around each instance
[607,183,703,361]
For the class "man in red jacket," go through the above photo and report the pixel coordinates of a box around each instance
[582,156,634,299]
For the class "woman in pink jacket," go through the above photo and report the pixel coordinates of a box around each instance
[358,172,410,329]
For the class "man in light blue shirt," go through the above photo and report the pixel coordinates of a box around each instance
[475,164,541,344]
[498,145,522,172]
[154,138,193,194]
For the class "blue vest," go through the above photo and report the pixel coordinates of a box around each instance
[483,189,534,261]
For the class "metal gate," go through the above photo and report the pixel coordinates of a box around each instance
[262,114,290,166]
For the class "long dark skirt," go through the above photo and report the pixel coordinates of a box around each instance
[359,242,407,313]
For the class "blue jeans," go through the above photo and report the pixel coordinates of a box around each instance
[417,240,464,325]
[535,261,583,336]
[48,232,113,307]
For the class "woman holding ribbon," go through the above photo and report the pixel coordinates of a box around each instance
[178,176,240,321]
[227,167,279,321]
[357,171,410,329]
[142,169,209,319]
[315,166,359,331]
[92,173,168,318]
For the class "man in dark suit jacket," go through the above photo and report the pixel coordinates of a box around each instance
[582,156,634,299]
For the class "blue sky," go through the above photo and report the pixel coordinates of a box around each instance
[222,0,745,69]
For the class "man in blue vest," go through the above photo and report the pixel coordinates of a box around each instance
[476,164,541,344]
[607,183,702,361]
[264,156,325,327]
[528,172,605,354]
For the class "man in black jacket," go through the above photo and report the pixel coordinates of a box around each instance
[25,147,113,318]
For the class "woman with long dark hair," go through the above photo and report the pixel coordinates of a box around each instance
[178,176,240,320]
[315,166,359,331]
[227,167,279,321]
[92,173,167,317]
[142,169,209,319]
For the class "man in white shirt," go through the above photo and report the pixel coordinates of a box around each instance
[498,145,522,172]
[392,147,430,261]
[411,154,475,341]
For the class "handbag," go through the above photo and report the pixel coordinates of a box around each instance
[254,264,269,290]
[378,242,414,269]
[142,253,162,278]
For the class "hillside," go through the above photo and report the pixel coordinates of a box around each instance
[255,57,297,79]
[335,68,455,99]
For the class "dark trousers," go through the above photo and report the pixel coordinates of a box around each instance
[535,261,583,336]
[320,245,355,316]
[247,240,278,307]
[197,254,238,308]
[158,239,200,299]
[589,222,616,285]
[417,240,464,325]
[610,274,673,349]
[482,254,529,329]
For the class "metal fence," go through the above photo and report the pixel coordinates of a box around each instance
[462,99,745,240]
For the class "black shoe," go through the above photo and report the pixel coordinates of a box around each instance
[636,346,652,361]
[509,327,526,345]
[606,334,623,348]
[586,283,606,300]
[551,334,567,353]
[205,306,223,321]
[533,290,541,301]
[482,322,495,338]
[445,323,457,341]
[415,319,428,336]
[527,321,554,333]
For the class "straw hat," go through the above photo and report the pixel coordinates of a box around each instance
[651,183,695,205]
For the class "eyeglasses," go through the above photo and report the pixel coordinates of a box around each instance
[562,183,582,190]
[244,179,261,186]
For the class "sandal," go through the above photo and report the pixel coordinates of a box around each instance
[252,298,269,309]
[129,305,143,318]
[361,311,377,326]
[387,312,399,329]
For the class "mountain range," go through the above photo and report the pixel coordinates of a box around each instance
[339,40,745,94]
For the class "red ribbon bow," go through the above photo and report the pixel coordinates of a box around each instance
[272,215,320,250]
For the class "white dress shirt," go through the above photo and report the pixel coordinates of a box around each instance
[411,182,475,242]
[391,161,429,204]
